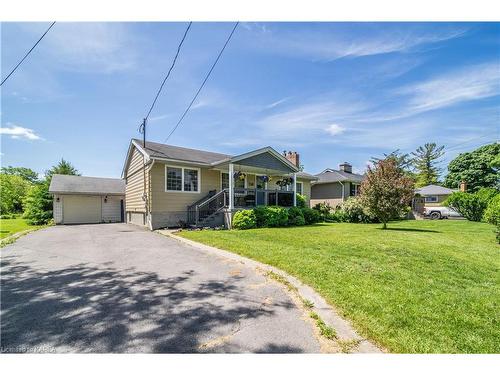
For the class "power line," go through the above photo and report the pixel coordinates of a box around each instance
[143,22,192,122]
[164,22,239,143]
[445,132,497,152]
[1,22,56,87]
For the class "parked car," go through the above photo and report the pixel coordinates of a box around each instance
[423,206,462,220]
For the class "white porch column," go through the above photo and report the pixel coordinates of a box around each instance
[293,172,297,206]
[229,163,234,210]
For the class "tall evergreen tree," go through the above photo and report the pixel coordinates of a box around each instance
[45,159,80,180]
[411,143,445,187]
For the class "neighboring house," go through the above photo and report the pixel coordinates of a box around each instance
[310,162,364,208]
[122,139,317,229]
[412,184,457,213]
[49,174,125,224]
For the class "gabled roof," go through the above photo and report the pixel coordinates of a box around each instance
[49,174,125,195]
[132,138,230,165]
[124,139,304,176]
[313,168,365,184]
[415,184,456,196]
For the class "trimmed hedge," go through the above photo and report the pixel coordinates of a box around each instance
[232,209,257,229]
[288,206,305,226]
[232,206,317,229]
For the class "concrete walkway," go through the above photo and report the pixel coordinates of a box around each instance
[1,223,324,353]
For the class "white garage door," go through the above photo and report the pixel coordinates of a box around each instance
[63,195,101,224]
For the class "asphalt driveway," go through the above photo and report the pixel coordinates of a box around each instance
[1,224,321,353]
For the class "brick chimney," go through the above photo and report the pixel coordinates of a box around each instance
[460,180,467,192]
[339,162,352,173]
[283,151,300,168]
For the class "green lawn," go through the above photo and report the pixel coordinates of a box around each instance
[179,220,499,353]
[0,218,43,240]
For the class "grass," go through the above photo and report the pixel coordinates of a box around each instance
[179,220,500,353]
[0,218,44,240]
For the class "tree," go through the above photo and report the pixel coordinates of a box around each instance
[360,158,415,229]
[371,149,415,178]
[22,181,53,225]
[0,174,31,214]
[45,158,80,180]
[444,143,500,192]
[1,166,39,184]
[411,143,445,187]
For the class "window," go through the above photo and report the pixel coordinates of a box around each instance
[425,196,438,202]
[165,166,200,193]
[296,182,303,195]
[166,167,182,191]
[184,168,199,192]
[221,172,229,190]
[350,183,360,197]
[234,174,246,189]
[256,175,267,190]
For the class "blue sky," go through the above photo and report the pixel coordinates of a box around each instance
[1,22,499,178]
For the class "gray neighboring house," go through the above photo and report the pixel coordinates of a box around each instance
[310,162,365,208]
[412,184,457,213]
[49,174,125,224]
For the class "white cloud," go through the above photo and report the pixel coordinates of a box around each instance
[0,124,43,141]
[245,24,467,61]
[19,23,137,73]
[265,97,290,109]
[403,63,500,112]
[325,124,345,136]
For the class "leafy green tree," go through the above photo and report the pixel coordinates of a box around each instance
[444,143,500,192]
[0,174,31,214]
[360,158,415,229]
[22,181,53,225]
[1,166,39,183]
[411,143,445,187]
[45,158,80,180]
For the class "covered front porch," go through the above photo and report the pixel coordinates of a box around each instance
[187,147,300,227]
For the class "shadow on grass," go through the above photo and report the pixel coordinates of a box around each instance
[377,227,441,233]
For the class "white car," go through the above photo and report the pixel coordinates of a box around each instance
[423,206,462,220]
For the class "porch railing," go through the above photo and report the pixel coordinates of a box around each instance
[187,189,229,225]
[234,188,294,208]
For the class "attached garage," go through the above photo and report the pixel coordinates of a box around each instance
[49,174,125,225]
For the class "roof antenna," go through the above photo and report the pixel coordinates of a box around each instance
[139,118,146,148]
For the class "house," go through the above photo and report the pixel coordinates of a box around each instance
[122,139,317,229]
[310,162,364,208]
[49,174,125,224]
[412,184,457,213]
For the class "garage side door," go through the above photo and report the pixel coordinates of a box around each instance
[63,195,101,224]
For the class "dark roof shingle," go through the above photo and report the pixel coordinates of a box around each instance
[313,169,365,184]
[49,175,125,195]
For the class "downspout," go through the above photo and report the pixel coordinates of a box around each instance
[145,159,155,230]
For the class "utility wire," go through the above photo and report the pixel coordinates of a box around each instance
[164,22,239,143]
[1,21,56,87]
[143,22,192,123]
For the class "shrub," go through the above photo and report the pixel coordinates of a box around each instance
[296,194,306,208]
[445,192,487,222]
[325,209,346,223]
[476,187,498,207]
[483,194,500,226]
[288,206,305,226]
[23,182,53,225]
[312,202,332,221]
[301,207,321,225]
[232,209,257,230]
[263,206,289,227]
[253,206,268,227]
[340,197,377,223]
